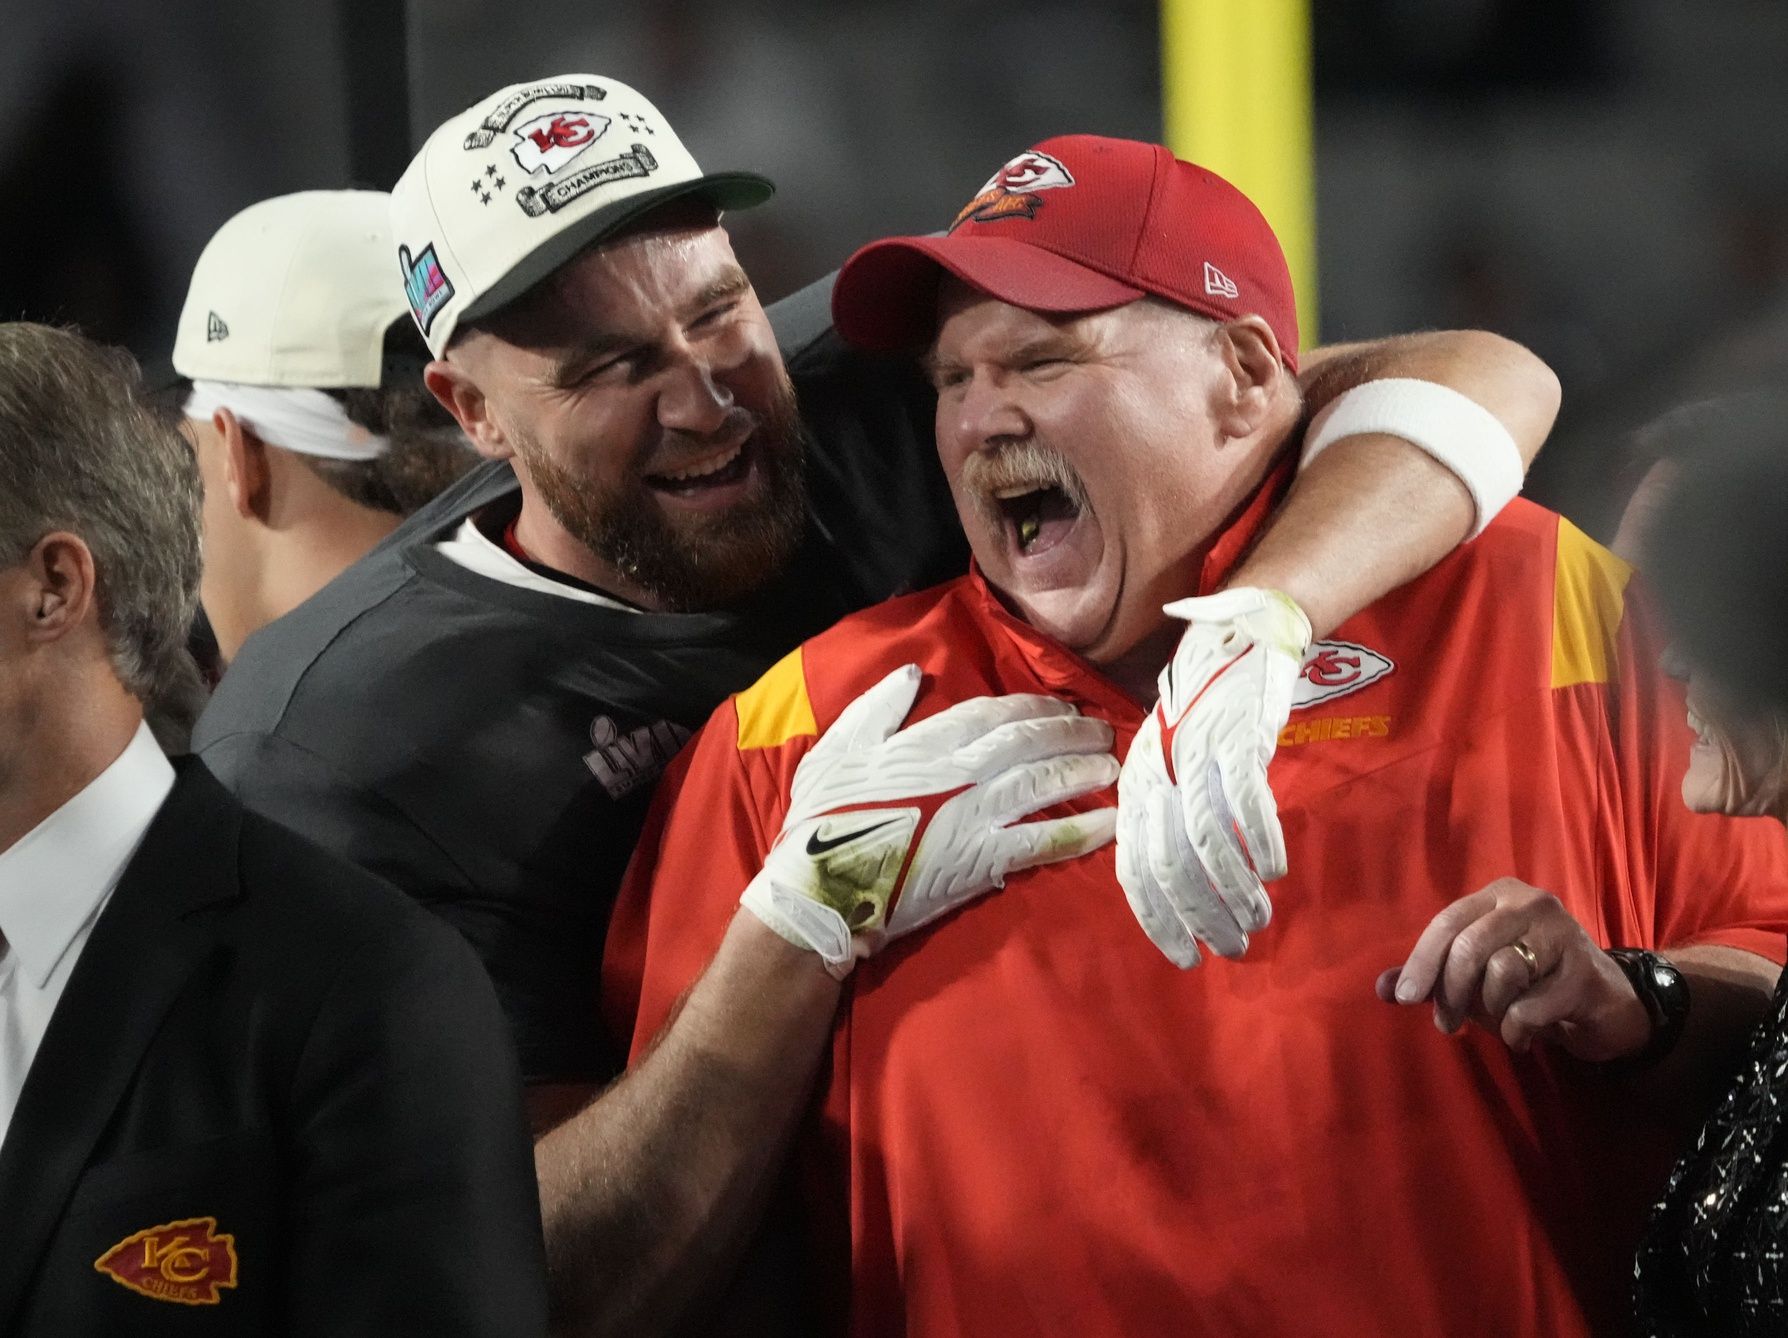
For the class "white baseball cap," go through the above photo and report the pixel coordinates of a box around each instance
[173,190,407,388]
[390,74,774,357]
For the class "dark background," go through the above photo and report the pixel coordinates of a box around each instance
[6,0,1786,537]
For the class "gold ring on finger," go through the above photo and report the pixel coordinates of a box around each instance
[1509,939,1539,977]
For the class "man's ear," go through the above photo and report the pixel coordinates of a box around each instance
[213,408,273,521]
[21,531,98,644]
[425,353,514,463]
[1211,316,1287,441]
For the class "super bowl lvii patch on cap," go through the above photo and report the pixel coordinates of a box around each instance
[399,243,456,338]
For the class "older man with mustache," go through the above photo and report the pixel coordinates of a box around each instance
[606,135,1788,1336]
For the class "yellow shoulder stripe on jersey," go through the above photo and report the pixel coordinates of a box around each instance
[1551,517,1633,690]
[735,647,819,751]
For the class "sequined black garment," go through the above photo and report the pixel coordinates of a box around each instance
[1635,970,1788,1335]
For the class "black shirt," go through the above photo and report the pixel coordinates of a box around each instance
[1634,969,1788,1336]
[192,274,966,1083]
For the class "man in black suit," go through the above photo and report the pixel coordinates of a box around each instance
[0,322,546,1335]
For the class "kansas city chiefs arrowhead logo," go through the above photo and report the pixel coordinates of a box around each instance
[950,150,1076,231]
[94,1216,238,1306]
[1291,639,1395,709]
[510,109,609,175]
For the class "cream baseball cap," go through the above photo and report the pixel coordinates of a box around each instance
[390,74,774,357]
[172,190,406,388]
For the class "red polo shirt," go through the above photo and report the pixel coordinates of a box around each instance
[605,482,1788,1336]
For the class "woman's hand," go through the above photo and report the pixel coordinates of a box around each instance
[1378,877,1652,1061]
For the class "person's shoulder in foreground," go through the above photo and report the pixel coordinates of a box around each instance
[2,757,547,1337]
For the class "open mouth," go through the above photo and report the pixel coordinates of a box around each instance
[993,482,1082,558]
[644,439,753,498]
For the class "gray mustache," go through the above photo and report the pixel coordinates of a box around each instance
[959,440,1089,512]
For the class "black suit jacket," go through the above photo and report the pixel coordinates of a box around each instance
[0,759,548,1336]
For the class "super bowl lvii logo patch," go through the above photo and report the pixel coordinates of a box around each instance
[94,1216,238,1305]
[399,243,455,337]
[584,714,691,799]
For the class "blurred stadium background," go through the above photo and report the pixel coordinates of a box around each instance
[7,0,1787,537]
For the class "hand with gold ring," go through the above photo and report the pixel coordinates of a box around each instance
[1375,876,1656,1061]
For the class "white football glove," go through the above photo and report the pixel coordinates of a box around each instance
[1115,588,1312,967]
[741,663,1118,977]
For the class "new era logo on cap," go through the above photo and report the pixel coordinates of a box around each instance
[390,74,775,356]
[206,311,230,342]
[1203,262,1239,300]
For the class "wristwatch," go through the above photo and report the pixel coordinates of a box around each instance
[1604,948,1690,1068]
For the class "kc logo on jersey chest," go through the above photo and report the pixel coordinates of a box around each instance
[1291,639,1395,709]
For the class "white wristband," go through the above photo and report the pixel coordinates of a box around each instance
[1301,378,1523,539]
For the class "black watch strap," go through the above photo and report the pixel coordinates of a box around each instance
[1604,948,1690,1069]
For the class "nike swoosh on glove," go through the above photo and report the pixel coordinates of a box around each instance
[1115,588,1311,967]
[741,663,1119,977]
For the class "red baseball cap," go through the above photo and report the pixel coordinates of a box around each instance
[831,134,1299,370]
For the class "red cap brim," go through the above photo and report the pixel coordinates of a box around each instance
[832,235,1147,353]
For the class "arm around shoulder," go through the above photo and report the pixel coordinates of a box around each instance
[1233,331,1561,636]
[1298,329,1561,470]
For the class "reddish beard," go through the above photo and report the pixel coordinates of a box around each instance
[521,372,809,611]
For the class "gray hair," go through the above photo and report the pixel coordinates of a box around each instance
[0,324,202,701]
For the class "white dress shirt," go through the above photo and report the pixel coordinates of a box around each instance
[0,722,174,1148]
